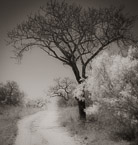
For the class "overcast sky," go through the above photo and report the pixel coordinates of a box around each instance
[0,0,138,99]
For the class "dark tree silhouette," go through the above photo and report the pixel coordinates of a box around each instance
[0,81,24,106]
[8,0,137,120]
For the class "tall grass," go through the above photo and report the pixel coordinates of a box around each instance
[58,106,130,145]
[58,107,79,128]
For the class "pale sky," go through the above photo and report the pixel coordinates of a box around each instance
[0,0,138,99]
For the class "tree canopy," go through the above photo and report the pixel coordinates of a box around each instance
[8,0,137,83]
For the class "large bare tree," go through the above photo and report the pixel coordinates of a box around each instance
[8,0,137,120]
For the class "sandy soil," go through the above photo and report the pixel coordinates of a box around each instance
[15,97,79,145]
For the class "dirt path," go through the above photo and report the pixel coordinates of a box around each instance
[15,97,79,145]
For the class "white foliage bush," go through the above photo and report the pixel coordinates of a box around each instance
[86,46,138,114]
[74,46,138,138]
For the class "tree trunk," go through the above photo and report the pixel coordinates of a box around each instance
[71,62,86,120]
[78,99,86,120]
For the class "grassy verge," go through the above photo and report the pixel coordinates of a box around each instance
[0,105,43,145]
[58,106,130,145]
